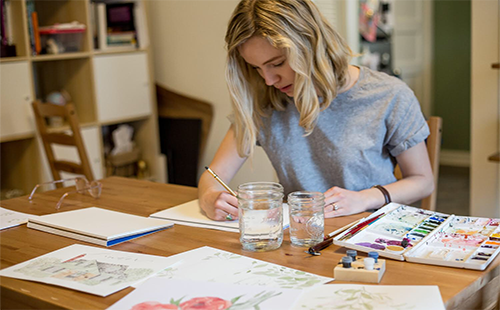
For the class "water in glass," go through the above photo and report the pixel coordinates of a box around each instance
[288,191,325,247]
[238,182,284,251]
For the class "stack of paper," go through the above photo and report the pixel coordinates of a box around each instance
[0,207,39,230]
[28,207,174,246]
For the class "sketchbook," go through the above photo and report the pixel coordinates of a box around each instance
[333,203,500,270]
[27,207,174,247]
[149,199,290,233]
[0,207,39,230]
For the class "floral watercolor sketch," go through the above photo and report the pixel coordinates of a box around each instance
[292,284,445,310]
[108,277,301,310]
[133,246,332,290]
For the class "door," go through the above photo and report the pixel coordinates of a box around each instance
[392,0,433,116]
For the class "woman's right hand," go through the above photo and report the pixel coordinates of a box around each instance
[197,125,247,221]
[199,189,239,221]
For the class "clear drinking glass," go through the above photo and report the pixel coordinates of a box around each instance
[237,182,284,251]
[288,191,325,247]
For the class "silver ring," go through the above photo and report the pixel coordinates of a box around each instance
[225,213,233,221]
[333,203,339,211]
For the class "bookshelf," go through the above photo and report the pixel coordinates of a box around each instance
[0,0,161,199]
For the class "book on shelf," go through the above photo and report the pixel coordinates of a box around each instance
[3,0,14,45]
[1,0,6,46]
[28,207,174,246]
[92,0,148,51]
[333,203,500,271]
[25,0,36,55]
[31,11,41,54]
[0,0,18,57]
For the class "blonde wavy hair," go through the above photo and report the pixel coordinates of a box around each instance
[225,0,352,157]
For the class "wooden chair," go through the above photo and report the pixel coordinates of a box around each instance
[394,116,443,211]
[32,101,94,186]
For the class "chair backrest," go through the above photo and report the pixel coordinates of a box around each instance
[32,101,94,185]
[394,116,443,211]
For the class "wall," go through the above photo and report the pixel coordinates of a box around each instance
[470,0,499,217]
[147,0,276,188]
[432,0,471,164]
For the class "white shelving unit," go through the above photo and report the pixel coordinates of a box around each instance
[0,0,161,198]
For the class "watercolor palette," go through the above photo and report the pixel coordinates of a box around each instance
[404,216,500,270]
[333,204,448,261]
[334,203,500,270]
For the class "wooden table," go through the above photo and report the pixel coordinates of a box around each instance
[1,177,499,309]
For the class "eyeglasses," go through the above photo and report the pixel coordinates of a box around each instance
[28,177,102,210]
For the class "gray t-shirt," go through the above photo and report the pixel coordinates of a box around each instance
[256,66,429,195]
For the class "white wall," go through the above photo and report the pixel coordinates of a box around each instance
[470,0,500,217]
[147,0,276,188]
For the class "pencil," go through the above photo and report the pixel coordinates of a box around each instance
[205,166,237,197]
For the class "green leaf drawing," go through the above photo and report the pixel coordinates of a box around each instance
[228,291,282,310]
[361,292,373,299]
[231,295,244,304]
[170,296,185,306]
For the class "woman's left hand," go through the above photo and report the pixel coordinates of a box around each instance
[323,186,372,218]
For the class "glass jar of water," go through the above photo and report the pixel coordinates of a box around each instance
[288,191,325,247]
[237,182,284,251]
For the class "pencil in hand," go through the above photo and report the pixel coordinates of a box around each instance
[205,166,237,197]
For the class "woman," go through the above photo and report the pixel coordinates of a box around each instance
[198,0,434,221]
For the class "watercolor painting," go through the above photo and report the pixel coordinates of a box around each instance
[108,277,301,310]
[134,246,332,290]
[292,284,445,310]
[0,244,175,296]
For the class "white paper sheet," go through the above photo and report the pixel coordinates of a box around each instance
[149,199,289,233]
[0,207,39,230]
[109,277,301,310]
[133,246,333,289]
[0,244,176,297]
[293,284,445,310]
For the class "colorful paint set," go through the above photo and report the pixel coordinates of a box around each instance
[333,203,500,270]
[405,216,500,270]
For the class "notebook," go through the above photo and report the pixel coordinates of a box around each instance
[28,207,174,246]
[149,199,290,233]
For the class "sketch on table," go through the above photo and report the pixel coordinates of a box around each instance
[135,246,332,289]
[0,244,174,296]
